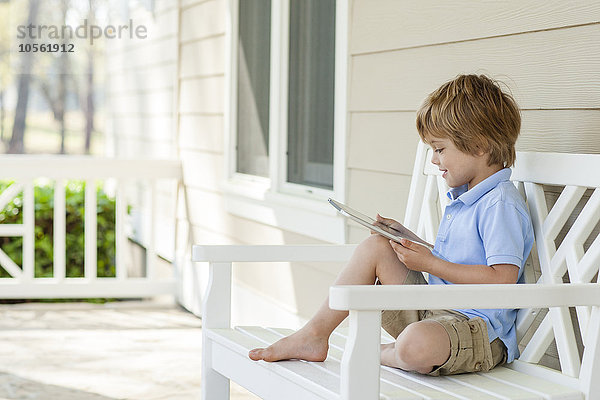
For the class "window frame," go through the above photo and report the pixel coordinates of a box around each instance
[223,0,348,243]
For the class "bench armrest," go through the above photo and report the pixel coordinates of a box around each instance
[193,244,356,331]
[333,283,600,399]
[329,283,600,311]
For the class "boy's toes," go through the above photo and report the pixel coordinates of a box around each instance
[249,348,270,361]
[250,346,280,362]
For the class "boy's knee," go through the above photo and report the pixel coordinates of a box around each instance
[359,234,392,254]
[396,330,428,366]
[395,323,442,373]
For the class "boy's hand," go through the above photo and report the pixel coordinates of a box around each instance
[389,238,435,272]
[371,214,402,235]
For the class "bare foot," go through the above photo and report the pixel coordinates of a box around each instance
[380,342,401,368]
[248,328,329,362]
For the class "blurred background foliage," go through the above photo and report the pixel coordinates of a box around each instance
[0,180,116,278]
[0,0,106,155]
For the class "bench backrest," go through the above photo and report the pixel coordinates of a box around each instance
[404,141,600,390]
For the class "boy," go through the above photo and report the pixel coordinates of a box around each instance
[249,74,534,376]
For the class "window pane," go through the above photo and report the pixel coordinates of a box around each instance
[237,0,271,177]
[287,0,335,190]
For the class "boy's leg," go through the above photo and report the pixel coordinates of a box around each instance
[249,234,411,362]
[380,320,451,374]
[382,312,505,376]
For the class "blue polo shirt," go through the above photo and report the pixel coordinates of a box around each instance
[428,168,534,363]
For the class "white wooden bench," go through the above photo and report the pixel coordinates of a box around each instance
[193,142,600,399]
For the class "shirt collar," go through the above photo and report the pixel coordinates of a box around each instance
[446,168,512,205]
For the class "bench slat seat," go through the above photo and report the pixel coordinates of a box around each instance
[194,145,600,399]
[206,326,583,399]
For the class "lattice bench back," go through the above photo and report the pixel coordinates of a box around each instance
[403,142,600,391]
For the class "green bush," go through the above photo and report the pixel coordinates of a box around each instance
[0,181,116,278]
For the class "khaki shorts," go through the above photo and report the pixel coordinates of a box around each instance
[381,270,507,376]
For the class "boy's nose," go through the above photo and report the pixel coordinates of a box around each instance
[430,153,439,165]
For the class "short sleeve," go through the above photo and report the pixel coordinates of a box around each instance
[478,200,528,269]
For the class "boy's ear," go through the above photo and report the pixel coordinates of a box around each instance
[474,143,490,157]
[473,146,485,157]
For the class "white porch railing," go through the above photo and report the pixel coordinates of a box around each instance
[0,155,182,299]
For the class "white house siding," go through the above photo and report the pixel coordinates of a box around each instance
[105,1,179,271]
[346,0,600,370]
[176,0,340,325]
[346,0,600,243]
[106,1,178,158]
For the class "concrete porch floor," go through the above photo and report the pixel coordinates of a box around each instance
[0,300,258,400]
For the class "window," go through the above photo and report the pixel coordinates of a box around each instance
[225,0,347,242]
[286,0,335,190]
[236,0,271,178]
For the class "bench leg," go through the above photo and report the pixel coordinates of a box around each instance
[340,310,381,400]
[202,338,230,399]
[201,261,232,399]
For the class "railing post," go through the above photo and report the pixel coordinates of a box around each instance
[54,179,66,281]
[85,179,97,279]
[115,181,127,280]
[145,180,156,280]
[340,310,381,400]
[201,261,232,399]
[174,181,189,305]
[22,181,35,281]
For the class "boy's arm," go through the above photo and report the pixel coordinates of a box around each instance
[390,239,519,284]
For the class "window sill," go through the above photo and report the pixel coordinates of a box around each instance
[221,180,346,243]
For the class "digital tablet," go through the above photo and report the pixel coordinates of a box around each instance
[328,198,433,250]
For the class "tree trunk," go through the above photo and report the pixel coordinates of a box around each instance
[58,0,69,154]
[0,90,5,144]
[36,0,69,154]
[8,0,40,154]
[58,57,67,154]
[84,51,94,154]
[9,72,32,153]
[83,0,95,154]
[59,118,66,154]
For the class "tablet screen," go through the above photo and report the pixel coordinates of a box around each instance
[328,198,433,250]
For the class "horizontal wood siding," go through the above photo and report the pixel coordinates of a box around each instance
[176,0,332,323]
[106,3,178,157]
[177,0,227,270]
[105,2,179,264]
[351,0,600,55]
[350,25,600,111]
[180,0,226,42]
[347,0,600,370]
[179,115,224,152]
[348,112,420,175]
[348,2,600,240]
[179,150,224,192]
[179,77,225,114]
[110,115,173,141]
[180,36,226,78]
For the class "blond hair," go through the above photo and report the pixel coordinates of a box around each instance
[416,74,521,167]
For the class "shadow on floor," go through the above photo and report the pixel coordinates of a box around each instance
[0,372,119,400]
[0,301,202,331]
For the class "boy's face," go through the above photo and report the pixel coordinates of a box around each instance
[428,137,498,190]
